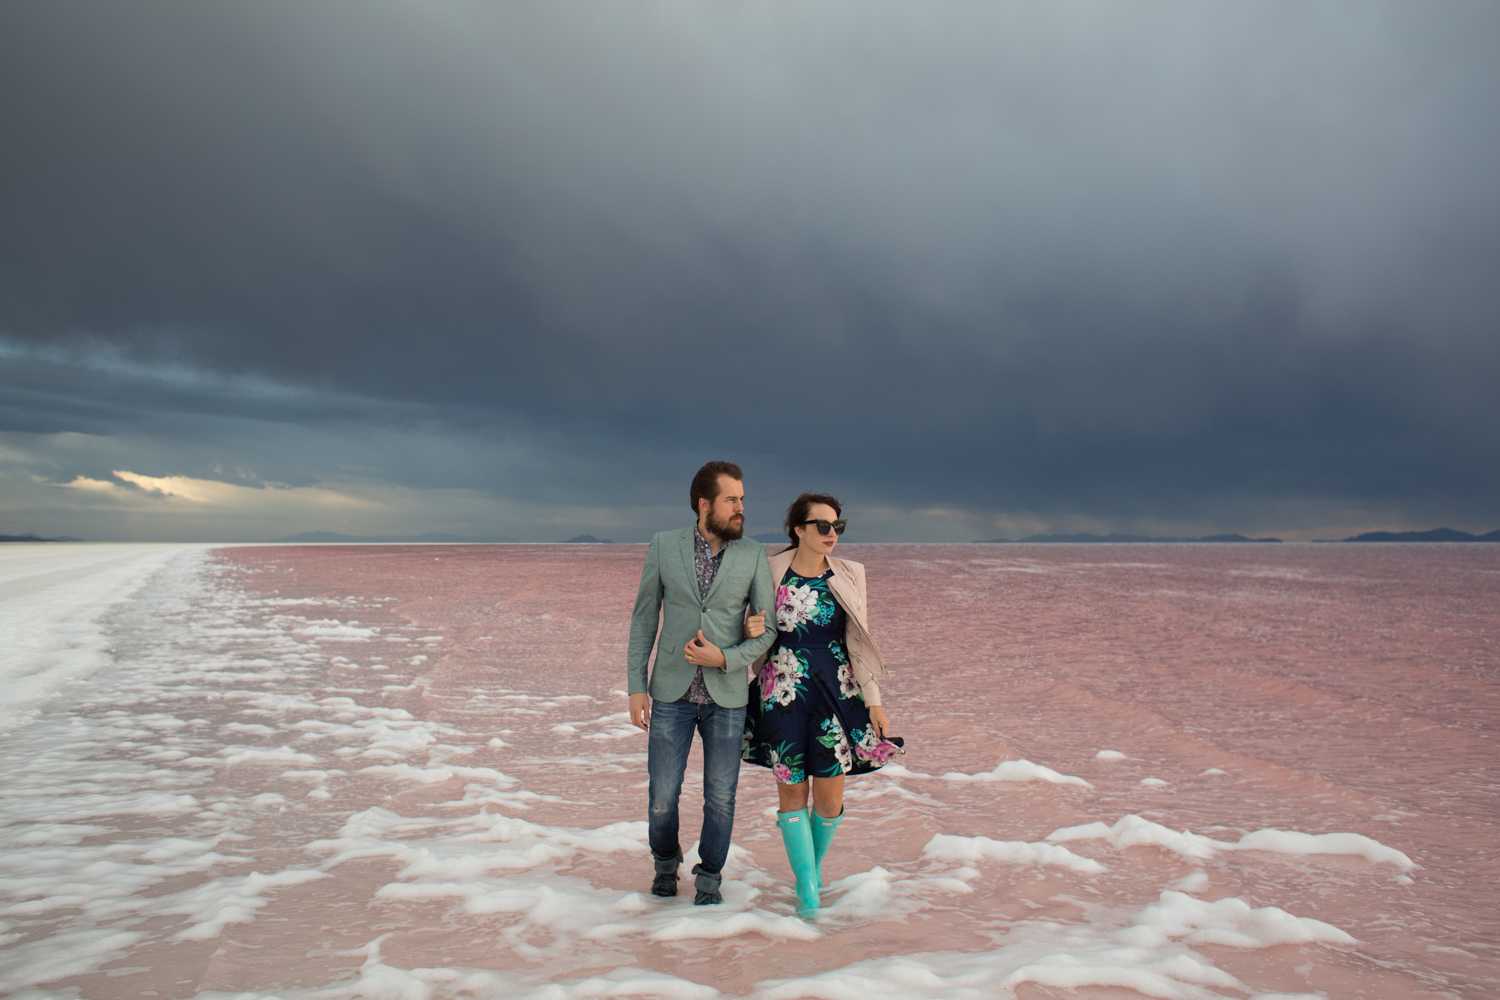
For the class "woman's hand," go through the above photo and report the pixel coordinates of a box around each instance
[744,610,766,638]
[684,630,727,669]
[868,705,891,739]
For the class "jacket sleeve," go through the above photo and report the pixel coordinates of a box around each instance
[626,535,665,695]
[853,561,882,706]
[720,543,777,672]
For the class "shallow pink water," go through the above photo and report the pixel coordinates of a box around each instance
[8,542,1498,999]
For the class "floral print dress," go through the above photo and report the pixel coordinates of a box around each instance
[743,567,902,783]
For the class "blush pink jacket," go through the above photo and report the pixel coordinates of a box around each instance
[751,548,891,706]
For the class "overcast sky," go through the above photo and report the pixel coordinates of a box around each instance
[3,1,1497,542]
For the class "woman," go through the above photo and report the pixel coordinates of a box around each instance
[742,492,902,915]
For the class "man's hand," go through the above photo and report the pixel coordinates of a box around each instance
[744,610,766,639]
[630,692,652,731]
[684,630,727,669]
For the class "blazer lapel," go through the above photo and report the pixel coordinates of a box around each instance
[703,539,736,604]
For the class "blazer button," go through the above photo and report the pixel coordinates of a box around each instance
[701,606,708,612]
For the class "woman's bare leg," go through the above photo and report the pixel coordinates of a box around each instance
[777,779,810,812]
[778,776,845,816]
[810,775,844,818]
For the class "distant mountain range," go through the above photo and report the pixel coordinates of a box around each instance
[1339,528,1500,542]
[0,533,84,542]
[975,528,1500,543]
[261,531,626,544]
[976,532,1283,543]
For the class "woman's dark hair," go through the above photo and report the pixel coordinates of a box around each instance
[783,492,842,549]
[689,460,743,514]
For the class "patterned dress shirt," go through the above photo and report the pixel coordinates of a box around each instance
[681,526,725,705]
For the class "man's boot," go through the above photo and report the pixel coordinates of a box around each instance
[691,863,723,905]
[651,849,682,897]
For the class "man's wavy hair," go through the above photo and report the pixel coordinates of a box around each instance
[782,492,842,550]
[689,461,743,516]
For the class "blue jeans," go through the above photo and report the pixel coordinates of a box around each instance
[647,697,746,875]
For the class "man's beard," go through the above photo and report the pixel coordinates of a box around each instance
[708,509,744,541]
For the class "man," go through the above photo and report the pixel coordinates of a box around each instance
[627,461,776,905]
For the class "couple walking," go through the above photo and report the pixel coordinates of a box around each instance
[626,461,903,915]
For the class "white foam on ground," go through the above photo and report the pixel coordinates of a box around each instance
[921,833,1108,874]
[1048,814,1416,870]
[179,887,1350,1000]
[882,759,1092,788]
[747,888,1354,1000]
[0,547,1393,999]
[196,949,726,1000]
[1234,828,1416,870]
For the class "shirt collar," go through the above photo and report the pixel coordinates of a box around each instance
[693,525,724,558]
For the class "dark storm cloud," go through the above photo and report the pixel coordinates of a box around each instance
[0,341,706,512]
[3,0,1498,535]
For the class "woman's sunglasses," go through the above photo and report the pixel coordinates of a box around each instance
[801,518,848,536]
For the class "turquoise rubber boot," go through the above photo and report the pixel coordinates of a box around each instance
[810,806,844,885]
[776,809,820,915]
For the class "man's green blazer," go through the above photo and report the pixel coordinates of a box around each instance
[627,526,777,708]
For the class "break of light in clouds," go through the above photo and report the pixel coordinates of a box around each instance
[2,1,1497,541]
